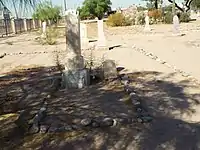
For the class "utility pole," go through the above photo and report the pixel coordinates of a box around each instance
[172,0,176,16]
[64,0,67,11]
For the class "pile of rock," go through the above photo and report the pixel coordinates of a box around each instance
[120,75,153,123]
[15,99,48,134]
[0,53,6,59]
[132,45,200,85]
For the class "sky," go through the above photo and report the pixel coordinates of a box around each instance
[52,0,185,9]
[3,0,184,18]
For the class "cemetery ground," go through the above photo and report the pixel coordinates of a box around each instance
[0,21,200,149]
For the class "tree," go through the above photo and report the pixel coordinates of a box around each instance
[78,0,112,20]
[0,0,38,18]
[32,1,61,23]
[144,0,195,12]
[191,0,200,9]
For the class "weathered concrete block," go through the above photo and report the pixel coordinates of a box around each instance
[102,60,117,79]
[62,68,90,89]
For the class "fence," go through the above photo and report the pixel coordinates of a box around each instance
[0,18,44,37]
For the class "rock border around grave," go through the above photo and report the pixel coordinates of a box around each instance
[131,45,200,85]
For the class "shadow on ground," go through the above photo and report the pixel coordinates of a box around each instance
[1,66,200,149]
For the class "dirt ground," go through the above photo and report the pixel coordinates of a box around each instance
[1,21,200,150]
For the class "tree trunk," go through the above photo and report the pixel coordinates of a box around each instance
[168,0,184,12]
[155,0,158,9]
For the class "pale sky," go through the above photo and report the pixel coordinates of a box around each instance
[6,0,184,18]
[52,0,184,9]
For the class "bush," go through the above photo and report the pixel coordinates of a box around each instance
[163,11,173,24]
[36,27,59,45]
[45,27,59,45]
[136,12,145,25]
[106,13,132,27]
[148,9,162,22]
[179,12,190,23]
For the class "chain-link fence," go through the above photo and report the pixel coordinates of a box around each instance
[0,18,42,37]
[0,18,12,37]
[14,19,25,34]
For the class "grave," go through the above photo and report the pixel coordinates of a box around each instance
[197,11,200,20]
[102,60,117,79]
[144,10,151,32]
[80,22,89,49]
[96,19,108,50]
[62,10,90,89]
[173,14,180,35]
[41,21,47,38]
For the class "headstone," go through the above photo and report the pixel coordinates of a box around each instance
[197,11,200,20]
[190,10,197,20]
[144,11,151,32]
[80,22,89,49]
[173,15,180,35]
[96,20,107,49]
[102,60,117,79]
[62,10,90,89]
[23,19,27,31]
[41,21,47,38]
[32,19,36,29]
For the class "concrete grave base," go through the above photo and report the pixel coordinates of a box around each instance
[81,38,90,49]
[62,68,90,89]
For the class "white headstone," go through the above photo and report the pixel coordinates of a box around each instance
[173,15,180,35]
[144,11,151,32]
[97,20,107,49]
[197,11,200,20]
[80,23,89,49]
[41,21,47,38]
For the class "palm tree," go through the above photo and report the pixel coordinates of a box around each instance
[0,0,39,18]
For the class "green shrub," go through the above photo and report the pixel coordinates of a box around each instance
[45,27,59,45]
[106,13,132,27]
[36,27,59,45]
[163,11,173,24]
[180,12,190,23]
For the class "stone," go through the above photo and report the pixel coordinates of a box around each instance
[100,118,114,127]
[29,124,40,134]
[91,120,100,128]
[81,118,92,126]
[102,60,117,79]
[63,10,90,89]
[66,11,81,55]
[15,110,30,132]
[197,11,200,20]
[96,20,107,49]
[173,15,180,35]
[80,23,89,49]
[39,125,49,133]
[144,11,151,32]
[41,21,47,38]
[30,107,47,133]
[48,126,58,133]
[137,116,153,123]
[62,68,90,89]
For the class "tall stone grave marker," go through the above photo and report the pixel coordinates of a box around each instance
[144,10,151,32]
[80,22,89,49]
[197,11,200,20]
[63,10,90,89]
[173,14,180,35]
[96,19,107,50]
